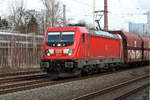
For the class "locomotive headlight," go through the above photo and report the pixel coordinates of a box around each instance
[63,49,69,54]
[45,49,50,56]
[45,49,54,56]
[49,49,54,54]
[68,49,73,56]
[63,49,73,56]
[47,53,50,56]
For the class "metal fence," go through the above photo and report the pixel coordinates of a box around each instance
[0,31,43,69]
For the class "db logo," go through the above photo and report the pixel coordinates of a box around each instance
[56,49,62,56]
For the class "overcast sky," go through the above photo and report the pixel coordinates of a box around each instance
[0,0,150,31]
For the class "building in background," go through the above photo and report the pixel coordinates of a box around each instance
[129,22,149,36]
[129,11,150,37]
[147,11,150,35]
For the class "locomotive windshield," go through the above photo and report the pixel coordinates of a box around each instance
[46,31,75,47]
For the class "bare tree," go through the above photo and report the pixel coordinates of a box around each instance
[41,0,63,28]
[8,0,40,33]
[8,0,26,31]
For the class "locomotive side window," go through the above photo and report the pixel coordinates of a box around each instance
[82,33,85,43]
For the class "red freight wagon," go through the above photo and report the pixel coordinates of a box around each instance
[109,31,143,63]
[141,36,150,61]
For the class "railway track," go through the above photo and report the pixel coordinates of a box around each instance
[0,73,48,84]
[0,68,44,85]
[0,78,54,95]
[72,75,149,100]
[113,84,149,100]
[0,66,148,96]
[0,69,40,77]
[0,73,53,95]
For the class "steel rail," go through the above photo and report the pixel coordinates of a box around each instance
[0,74,47,84]
[0,78,52,90]
[113,83,149,100]
[72,75,149,100]
[0,70,40,77]
[0,79,55,95]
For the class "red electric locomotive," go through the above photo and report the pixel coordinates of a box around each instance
[40,27,123,77]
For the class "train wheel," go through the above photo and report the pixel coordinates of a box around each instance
[111,67,116,72]
[82,66,89,76]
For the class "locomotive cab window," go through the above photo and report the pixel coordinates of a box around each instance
[82,33,85,43]
[46,31,75,47]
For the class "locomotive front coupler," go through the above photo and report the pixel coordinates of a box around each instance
[65,62,74,68]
